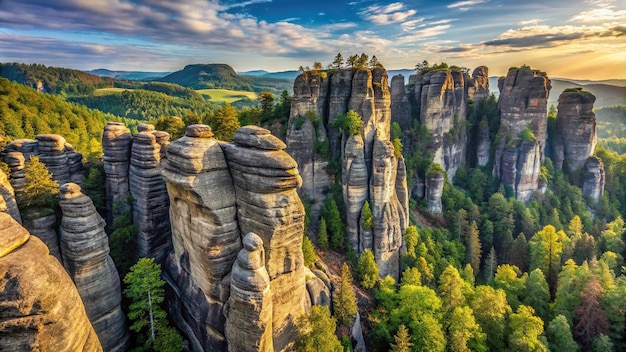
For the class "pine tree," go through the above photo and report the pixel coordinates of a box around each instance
[575,277,610,351]
[465,221,481,274]
[356,249,379,289]
[547,315,579,352]
[296,305,342,352]
[124,258,182,350]
[509,233,529,273]
[529,225,565,296]
[333,263,358,327]
[483,247,497,282]
[523,269,550,323]
[390,324,412,352]
[360,200,373,230]
[400,267,421,286]
[302,235,317,267]
[508,305,548,352]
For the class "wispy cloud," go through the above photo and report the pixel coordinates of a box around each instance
[222,0,272,10]
[570,7,626,24]
[447,0,486,10]
[397,25,451,43]
[481,24,620,48]
[359,2,417,25]
[518,19,542,26]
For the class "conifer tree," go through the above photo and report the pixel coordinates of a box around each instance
[302,235,317,267]
[509,233,529,273]
[575,277,610,351]
[333,263,358,327]
[465,221,481,274]
[547,315,579,352]
[523,269,550,323]
[18,156,59,214]
[318,216,329,249]
[356,249,379,289]
[296,305,342,352]
[390,324,412,352]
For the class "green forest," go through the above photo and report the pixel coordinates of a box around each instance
[2,60,626,352]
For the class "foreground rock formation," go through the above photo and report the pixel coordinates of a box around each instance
[163,125,309,351]
[493,66,551,202]
[58,183,129,352]
[0,212,102,351]
[0,168,21,224]
[287,67,407,279]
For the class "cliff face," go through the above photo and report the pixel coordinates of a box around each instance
[162,125,307,352]
[553,88,597,172]
[390,74,411,130]
[408,69,468,179]
[287,68,407,279]
[493,67,551,202]
[0,212,102,351]
[130,124,172,262]
[468,66,490,101]
[426,171,444,214]
[58,183,130,352]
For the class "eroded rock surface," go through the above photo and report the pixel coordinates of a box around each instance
[426,170,444,214]
[130,128,172,262]
[225,233,273,352]
[58,183,129,352]
[554,88,597,172]
[0,169,21,224]
[493,66,551,202]
[0,212,102,351]
[102,122,132,225]
[582,156,605,203]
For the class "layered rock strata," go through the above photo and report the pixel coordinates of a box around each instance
[0,212,102,351]
[553,88,597,172]
[163,125,308,351]
[224,232,273,352]
[58,183,129,352]
[5,151,26,196]
[22,214,61,261]
[582,156,605,203]
[162,124,241,351]
[390,74,411,130]
[411,69,468,179]
[493,67,551,202]
[287,68,408,279]
[130,125,172,262]
[468,66,490,101]
[102,122,132,225]
[0,168,21,224]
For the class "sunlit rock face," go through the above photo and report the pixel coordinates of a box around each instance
[411,69,468,179]
[0,168,21,224]
[493,66,551,202]
[102,122,132,225]
[468,66,490,101]
[553,88,597,173]
[130,125,172,262]
[162,125,307,352]
[58,183,130,352]
[0,212,102,352]
[287,67,407,280]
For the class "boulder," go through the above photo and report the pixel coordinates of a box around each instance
[58,183,130,352]
[554,88,597,173]
[0,212,102,351]
[225,233,273,352]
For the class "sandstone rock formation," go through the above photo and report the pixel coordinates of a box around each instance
[410,69,468,179]
[391,74,411,130]
[493,66,551,202]
[225,232,273,352]
[22,214,61,261]
[162,124,241,351]
[5,151,26,197]
[222,125,307,350]
[476,121,491,166]
[0,212,102,351]
[163,125,308,351]
[0,168,21,224]
[287,67,408,279]
[426,169,444,214]
[468,66,490,101]
[582,156,605,203]
[102,121,132,225]
[58,183,129,352]
[553,88,597,172]
[130,125,172,262]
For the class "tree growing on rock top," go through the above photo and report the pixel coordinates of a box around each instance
[18,156,59,217]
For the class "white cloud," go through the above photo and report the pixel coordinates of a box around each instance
[447,0,486,9]
[570,7,626,24]
[518,19,542,26]
[359,2,417,25]
[397,25,451,43]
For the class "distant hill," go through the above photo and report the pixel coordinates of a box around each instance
[0,62,114,96]
[488,76,625,108]
[155,64,254,91]
[87,69,170,80]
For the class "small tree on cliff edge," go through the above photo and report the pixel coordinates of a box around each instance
[124,258,182,351]
[18,156,59,216]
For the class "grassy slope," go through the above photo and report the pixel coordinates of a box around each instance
[196,89,258,103]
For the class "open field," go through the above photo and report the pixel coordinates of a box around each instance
[94,87,129,96]
[196,89,257,103]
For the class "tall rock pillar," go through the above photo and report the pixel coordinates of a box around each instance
[58,183,130,352]
[102,122,132,226]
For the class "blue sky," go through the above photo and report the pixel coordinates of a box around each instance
[0,0,624,79]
